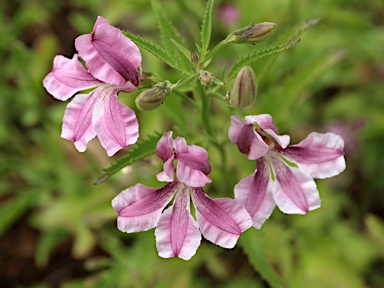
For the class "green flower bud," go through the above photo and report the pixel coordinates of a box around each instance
[198,70,225,87]
[227,22,277,44]
[191,52,199,65]
[227,66,258,108]
[135,81,171,111]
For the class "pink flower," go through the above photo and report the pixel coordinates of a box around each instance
[229,114,346,229]
[112,132,252,260]
[43,17,141,156]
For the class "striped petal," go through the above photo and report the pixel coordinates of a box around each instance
[43,54,101,101]
[192,187,252,248]
[155,185,201,260]
[271,154,321,214]
[281,132,345,179]
[234,158,276,229]
[92,88,139,156]
[75,17,141,87]
[112,182,177,233]
[229,114,269,160]
[61,91,100,152]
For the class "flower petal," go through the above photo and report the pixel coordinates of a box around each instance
[229,115,268,159]
[245,114,276,132]
[234,158,276,229]
[177,145,211,175]
[271,155,321,214]
[61,92,100,152]
[245,114,290,148]
[192,187,252,248]
[176,162,212,187]
[93,88,139,156]
[156,157,175,183]
[75,19,141,87]
[155,186,201,260]
[112,182,177,233]
[156,131,174,161]
[43,55,101,101]
[281,132,346,179]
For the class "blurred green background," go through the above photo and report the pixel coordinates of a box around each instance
[1,0,384,287]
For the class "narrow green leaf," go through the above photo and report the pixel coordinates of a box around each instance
[240,229,288,288]
[226,39,300,81]
[258,19,320,81]
[168,38,191,60]
[36,227,68,268]
[151,0,185,47]
[262,51,345,124]
[123,31,180,71]
[151,0,192,69]
[0,193,30,235]
[95,133,163,184]
[200,0,214,61]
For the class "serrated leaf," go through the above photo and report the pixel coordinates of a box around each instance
[284,18,320,42]
[168,38,192,64]
[240,229,288,288]
[95,133,163,184]
[200,0,214,61]
[123,31,181,71]
[226,39,300,81]
[151,0,191,69]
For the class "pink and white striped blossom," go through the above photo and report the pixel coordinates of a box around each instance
[229,114,346,229]
[43,16,141,156]
[112,132,252,260]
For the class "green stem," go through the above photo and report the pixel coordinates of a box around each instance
[204,39,229,65]
[196,84,213,136]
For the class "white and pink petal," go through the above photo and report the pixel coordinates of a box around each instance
[43,55,101,101]
[281,132,345,179]
[61,92,100,152]
[112,182,177,233]
[191,188,252,248]
[270,154,321,214]
[229,114,268,159]
[75,20,141,87]
[234,159,276,229]
[92,88,139,156]
[155,186,201,260]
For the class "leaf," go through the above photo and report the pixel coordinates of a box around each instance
[226,39,300,81]
[200,0,215,61]
[151,0,192,70]
[36,227,68,268]
[123,31,181,71]
[261,50,346,125]
[283,18,320,42]
[240,229,288,288]
[95,133,163,184]
[168,38,192,64]
[0,192,30,236]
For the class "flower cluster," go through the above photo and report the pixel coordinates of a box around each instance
[112,132,252,260]
[229,114,346,228]
[44,16,346,260]
[43,17,141,156]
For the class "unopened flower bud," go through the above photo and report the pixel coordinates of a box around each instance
[227,66,257,108]
[191,52,199,65]
[198,70,225,87]
[227,22,277,44]
[135,81,171,111]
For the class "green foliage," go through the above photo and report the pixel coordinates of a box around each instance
[226,39,300,81]
[1,0,384,287]
[95,132,163,184]
[200,0,215,61]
